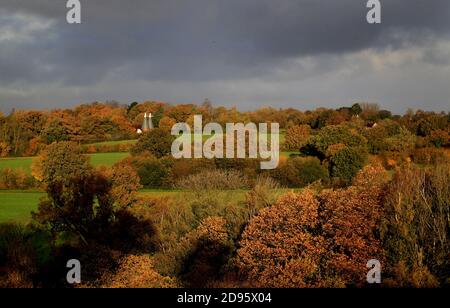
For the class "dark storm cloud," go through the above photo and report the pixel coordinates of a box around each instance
[0,0,450,112]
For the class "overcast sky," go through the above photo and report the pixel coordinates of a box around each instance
[0,0,449,114]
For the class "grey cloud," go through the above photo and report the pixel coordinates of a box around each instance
[0,0,449,112]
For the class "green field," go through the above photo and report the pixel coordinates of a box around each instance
[0,157,34,173]
[0,189,181,224]
[1,151,297,174]
[88,152,130,167]
[0,190,43,224]
[0,152,130,175]
[85,139,137,147]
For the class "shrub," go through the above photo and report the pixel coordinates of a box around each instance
[214,158,261,179]
[0,168,37,190]
[175,169,249,191]
[106,207,159,253]
[132,155,169,188]
[90,254,177,288]
[412,147,444,165]
[84,143,134,154]
[385,127,416,154]
[329,146,368,185]
[383,261,439,288]
[143,196,196,253]
[271,157,328,188]
[165,158,216,186]
[237,164,387,288]
[245,176,282,218]
[427,129,449,148]
[0,224,42,288]
[154,216,233,287]
[131,128,174,158]
[85,145,97,154]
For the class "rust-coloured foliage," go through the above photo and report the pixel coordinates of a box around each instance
[237,190,326,288]
[237,164,388,287]
[93,254,176,288]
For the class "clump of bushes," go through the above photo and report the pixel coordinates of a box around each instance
[175,169,249,191]
[130,155,170,188]
[272,157,328,188]
[329,146,368,185]
[0,224,50,288]
[84,143,133,154]
[0,168,38,190]
[90,254,177,288]
[412,147,446,165]
[165,158,216,186]
[153,216,233,288]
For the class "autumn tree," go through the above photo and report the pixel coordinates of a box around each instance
[108,163,142,209]
[318,165,386,286]
[283,124,311,151]
[0,141,11,157]
[380,163,450,286]
[237,164,388,287]
[41,118,71,144]
[236,190,326,288]
[32,142,113,245]
[301,125,367,160]
[350,103,362,116]
[384,126,416,154]
[158,116,177,132]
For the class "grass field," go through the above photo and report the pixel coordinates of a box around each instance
[0,152,130,175]
[0,190,43,224]
[88,152,130,167]
[0,157,34,173]
[86,140,137,147]
[1,150,297,174]
[0,189,179,224]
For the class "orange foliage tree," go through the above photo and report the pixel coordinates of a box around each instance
[283,124,311,151]
[237,164,388,287]
[107,163,142,209]
[90,254,177,288]
[236,190,326,288]
[0,141,11,157]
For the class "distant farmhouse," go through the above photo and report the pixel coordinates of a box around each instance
[137,113,154,134]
